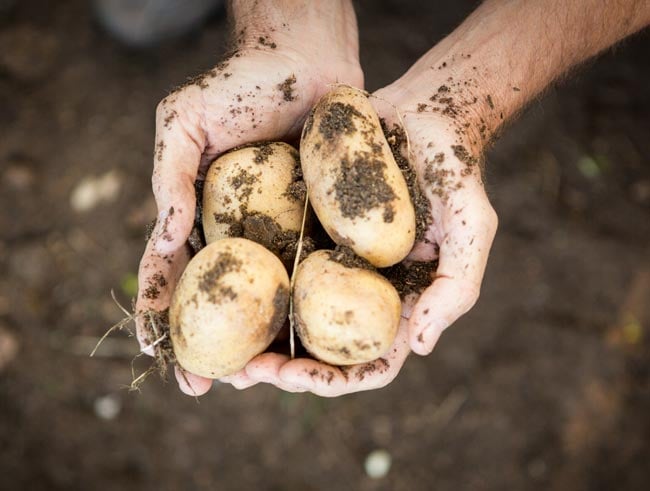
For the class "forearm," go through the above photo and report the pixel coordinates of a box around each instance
[391,0,650,152]
[228,0,359,65]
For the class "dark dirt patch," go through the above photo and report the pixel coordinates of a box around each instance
[155,140,165,162]
[212,211,244,237]
[198,251,242,304]
[268,285,289,335]
[257,36,277,49]
[187,226,205,254]
[302,107,315,137]
[382,120,432,242]
[451,144,479,177]
[223,212,314,268]
[284,152,306,202]
[355,358,390,381]
[252,143,274,164]
[333,153,396,222]
[229,167,259,202]
[381,260,439,298]
[423,162,462,203]
[327,245,375,271]
[278,74,297,102]
[318,102,364,141]
[163,110,177,129]
[285,180,307,202]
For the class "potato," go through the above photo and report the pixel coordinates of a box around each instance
[300,86,416,267]
[293,249,401,365]
[202,142,305,252]
[169,238,289,378]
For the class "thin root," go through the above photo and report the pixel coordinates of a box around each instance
[289,190,310,359]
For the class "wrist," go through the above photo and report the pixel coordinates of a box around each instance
[228,0,360,74]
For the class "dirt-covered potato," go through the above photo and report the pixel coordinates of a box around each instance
[169,238,290,379]
[202,142,306,258]
[300,86,416,267]
[293,249,401,365]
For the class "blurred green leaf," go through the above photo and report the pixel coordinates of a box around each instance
[577,156,601,179]
[120,273,138,298]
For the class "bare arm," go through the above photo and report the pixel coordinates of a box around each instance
[389,0,650,152]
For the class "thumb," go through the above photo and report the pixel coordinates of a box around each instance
[151,98,204,255]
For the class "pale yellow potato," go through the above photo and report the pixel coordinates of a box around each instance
[170,238,290,378]
[202,142,304,244]
[300,86,415,267]
[293,250,401,365]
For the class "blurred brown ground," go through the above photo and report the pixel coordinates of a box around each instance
[1,1,649,490]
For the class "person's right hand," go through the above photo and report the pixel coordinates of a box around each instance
[136,1,363,396]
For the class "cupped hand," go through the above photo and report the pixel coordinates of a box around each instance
[136,42,363,396]
[244,83,498,396]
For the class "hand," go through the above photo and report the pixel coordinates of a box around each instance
[136,2,363,396]
[242,82,498,397]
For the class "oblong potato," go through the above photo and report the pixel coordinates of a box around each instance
[170,238,289,378]
[202,142,305,250]
[293,249,401,365]
[300,86,415,267]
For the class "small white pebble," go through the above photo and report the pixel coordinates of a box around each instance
[70,170,122,213]
[364,449,391,479]
[94,394,121,420]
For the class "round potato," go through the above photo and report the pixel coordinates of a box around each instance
[170,238,290,378]
[300,86,416,267]
[293,249,401,365]
[202,142,305,250]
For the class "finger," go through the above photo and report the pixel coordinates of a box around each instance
[279,311,412,397]
[174,365,213,396]
[245,352,309,393]
[219,369,259,390]
[135,238,190,354]
[151,95,205,255]
[409,191,498,355]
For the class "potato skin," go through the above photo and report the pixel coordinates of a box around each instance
[170,238,289,378]
[202,142,304,244]
[293,250,401,365]
[300,86,415,267]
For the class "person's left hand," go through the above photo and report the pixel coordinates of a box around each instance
[235,82,498,396]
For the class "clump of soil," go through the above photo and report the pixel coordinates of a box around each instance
[381,260,439,299]
[381,120,432,241]
[143,271,167,300]
[451,144,478,176]
[327,245,375,271]
[257,36,277,49]
[241,213,315,265]
[284,157,307,202]
[198,251,242,304]
[333,153,396,222]
[278,75,297,102]
[230,167,258,200]
[253,143,274,164]
[318,102,364,141]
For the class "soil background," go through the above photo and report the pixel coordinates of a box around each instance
[1,1,650,490]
